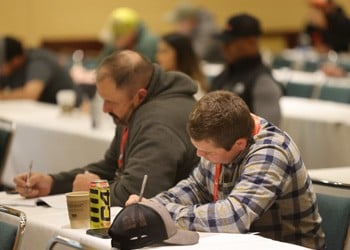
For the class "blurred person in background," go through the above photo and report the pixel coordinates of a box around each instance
[0,36,82,105]
[167,3,223,63]
[70,7,159,89]
[70,7,159,106]
[211,14,282,126]
[303,0,350,53]
[301,0,350,77]
[98,7,158,62]
[156,32,209,100]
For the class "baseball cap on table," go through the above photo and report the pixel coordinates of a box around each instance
[99,7,140,44]
[213,13,262,42]
[108,199,199,250]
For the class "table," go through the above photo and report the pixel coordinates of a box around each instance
[273,49,350,72]
[272,68,326,86]
[308,166,350,197]
[0,193,311,250]
[280,97,350,169]
[273,68,350,101]
[0,100,115,187]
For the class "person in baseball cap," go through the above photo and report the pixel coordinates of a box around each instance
[211,13,283,126]
[98,7,158,62]
[213,13,262,42]
[166,3,223,62]
[99,7,140,46]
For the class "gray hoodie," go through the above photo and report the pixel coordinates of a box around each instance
[50,64,199,206]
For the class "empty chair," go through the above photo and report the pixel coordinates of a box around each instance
[271,55,292,69]
[337,61,350,72]
[285,81,315,98]
[0,118,15,191]
[0,205,26,250]
[46,235,84,250]
[318,85,350,104]
[303,60,320,72]
[316,193,350,250]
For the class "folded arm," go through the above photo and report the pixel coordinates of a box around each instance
[0,80,45,100]
[152,150,289,233]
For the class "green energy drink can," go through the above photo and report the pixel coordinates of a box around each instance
[89,180,111,229]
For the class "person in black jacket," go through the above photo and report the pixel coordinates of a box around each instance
[304,0,350,53]
[211,14,282,125]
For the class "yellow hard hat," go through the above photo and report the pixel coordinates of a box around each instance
[99,7,140,43]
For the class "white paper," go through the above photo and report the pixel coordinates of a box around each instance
[0,193,67,209]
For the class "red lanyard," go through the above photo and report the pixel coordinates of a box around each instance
[251,114,260,136]
[212,115,261,202]
[118,127,128,168]
[213,163,221,202]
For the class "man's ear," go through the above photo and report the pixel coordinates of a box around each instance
[135,88,148,105]
[234,138,248,151]
[12,55,25,67]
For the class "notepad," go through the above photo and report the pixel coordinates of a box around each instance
[0,193,67,209]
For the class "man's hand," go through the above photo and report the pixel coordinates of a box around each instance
[73,171,100,191]
[125,194,149,206]
[321,63,346,77]
[13,172,53,198]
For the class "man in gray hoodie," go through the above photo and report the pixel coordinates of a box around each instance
[14,50,199,206]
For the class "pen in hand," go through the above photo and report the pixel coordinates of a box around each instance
[25,160,33,193]
[139,174,148,202]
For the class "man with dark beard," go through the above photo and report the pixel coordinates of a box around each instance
[13,50,199,206]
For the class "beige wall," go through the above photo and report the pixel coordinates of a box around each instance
[1,0,350,49]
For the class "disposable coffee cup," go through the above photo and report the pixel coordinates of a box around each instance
[66,191,90,229]
[56,89,76,113]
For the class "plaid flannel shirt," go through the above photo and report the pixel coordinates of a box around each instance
[153,117,325,249]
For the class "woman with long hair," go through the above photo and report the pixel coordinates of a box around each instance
[156,32,209,99]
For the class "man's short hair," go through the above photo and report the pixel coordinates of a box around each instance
[0,36,24,66]
[187,91,254,150]
[97,50,153,93]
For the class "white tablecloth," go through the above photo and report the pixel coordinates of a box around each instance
[280,97,350,169]
[0,193,310,250]
[308,166,350,197]
[272,68,327,85]
[0,100,115,187]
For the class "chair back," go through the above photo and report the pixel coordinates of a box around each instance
[0,205,26,250]
[0,221,17,250]
[318,85,350,104]
[303,61,319,72]
[316,193,350,250]
[46,235,84,250]
[285,81,315,98]
[0,118,15,187]
[272,56,292,69]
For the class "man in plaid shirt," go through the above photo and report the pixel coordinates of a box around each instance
[127,91,325,249]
